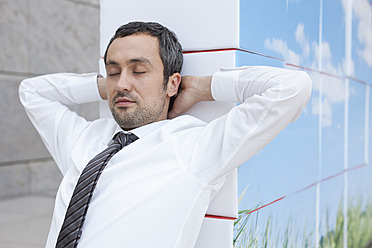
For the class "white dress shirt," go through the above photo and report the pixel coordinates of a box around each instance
[19,66,312,248]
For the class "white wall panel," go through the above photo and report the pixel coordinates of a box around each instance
[195,218,234,248]
[100,1,239,246]
[181,51,236,123]
[100,0,239,55]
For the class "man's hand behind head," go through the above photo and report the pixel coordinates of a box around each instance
[168,75,213,119]
[97,75,108,100]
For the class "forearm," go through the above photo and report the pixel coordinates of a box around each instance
[211,66,312,122]
[19,73,102,107]
[97,74,107,100]
[19,73,102,170]
[186,66,312,182]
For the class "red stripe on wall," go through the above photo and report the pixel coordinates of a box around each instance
[182,47,370,86]
[204,214,237,221]
[203,163,368,220]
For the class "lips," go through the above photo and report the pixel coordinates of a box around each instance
[115,97,135,107]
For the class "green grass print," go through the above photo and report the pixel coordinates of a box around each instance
[319,201,372,248]
[233,198,372,248]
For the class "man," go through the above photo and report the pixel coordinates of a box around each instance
[19,21,312,247]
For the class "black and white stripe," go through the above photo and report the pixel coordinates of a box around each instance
[56,132,138,248]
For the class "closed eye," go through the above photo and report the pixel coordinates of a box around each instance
[108,73,120,77]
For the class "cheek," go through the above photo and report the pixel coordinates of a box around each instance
[106,91,117,109]
[106,83,116,99]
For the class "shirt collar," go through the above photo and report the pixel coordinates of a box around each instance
[110,119,170,142]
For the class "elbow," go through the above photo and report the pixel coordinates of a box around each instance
[19,78,29,93]
[18,78,33,107]
[285,70,313,122]
[18,79,27,104]
[297,70,312,106]
[289,70,312,107]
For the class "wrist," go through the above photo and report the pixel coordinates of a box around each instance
[196,76,213,102]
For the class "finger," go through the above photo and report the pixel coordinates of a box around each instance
[168,100,184,119]
[168,98,195,119]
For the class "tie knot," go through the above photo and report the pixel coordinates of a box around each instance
[112,132,139,149]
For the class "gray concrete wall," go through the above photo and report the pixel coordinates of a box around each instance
[0,0,100,198]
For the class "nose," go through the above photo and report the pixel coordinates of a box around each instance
[115,73,132,92]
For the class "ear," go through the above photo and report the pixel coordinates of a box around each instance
[166,72,181,97]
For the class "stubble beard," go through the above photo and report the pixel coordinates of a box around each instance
[110,91,166,131]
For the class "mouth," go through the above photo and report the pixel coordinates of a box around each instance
[115,97,136,107]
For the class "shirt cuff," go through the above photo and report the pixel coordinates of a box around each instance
[67,73,102,104]
[211,67,248,103]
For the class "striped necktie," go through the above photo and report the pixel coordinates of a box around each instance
[56,132,138,248]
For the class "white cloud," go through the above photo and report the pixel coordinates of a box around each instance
[295,23,305,45]
[310,41,347,104]
[295,23,306,45]
[353,0,372,67]
[264,23,347,105]
[264,23,349,127]
[264,37,301,65]
[341,57,355,77]
[312,96,332,127]
[264,38,299,66]
[342,0,372,67]
[295,23,310,58]
[264,23,311,67]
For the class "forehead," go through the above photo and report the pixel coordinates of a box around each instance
[106,34,162,66]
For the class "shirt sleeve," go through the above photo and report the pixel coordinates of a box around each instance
[19,73,102,174]
[181,66,312,184]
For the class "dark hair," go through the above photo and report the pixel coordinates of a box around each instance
[104,22,183,110]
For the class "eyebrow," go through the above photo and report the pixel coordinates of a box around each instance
[127,57,153,67]
[106,60,120,67]
[106,57,153,68]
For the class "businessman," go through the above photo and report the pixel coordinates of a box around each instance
[19,21,312,248]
